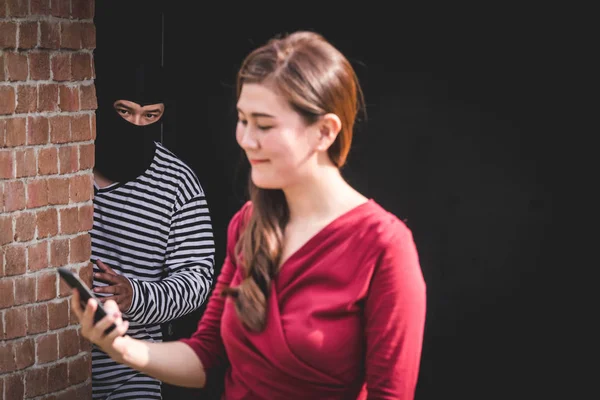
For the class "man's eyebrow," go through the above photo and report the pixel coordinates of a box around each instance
[114,103,132,110]
[144,108,162,114]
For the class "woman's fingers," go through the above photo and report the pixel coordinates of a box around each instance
[105,320,129,343]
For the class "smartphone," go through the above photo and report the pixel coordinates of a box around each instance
[57,267,117,335]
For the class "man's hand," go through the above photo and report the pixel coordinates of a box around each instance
[93,259,134,313]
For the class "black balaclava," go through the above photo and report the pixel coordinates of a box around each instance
[94,63,167,183]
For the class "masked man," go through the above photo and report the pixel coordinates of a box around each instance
[90,63,215,399]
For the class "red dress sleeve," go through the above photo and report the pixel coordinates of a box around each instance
[179,202,251,380]
[364,223,427,400]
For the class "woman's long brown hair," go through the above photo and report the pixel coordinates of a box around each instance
[221,31,365,332]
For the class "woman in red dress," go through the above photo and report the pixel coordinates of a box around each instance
[72,30,427,400]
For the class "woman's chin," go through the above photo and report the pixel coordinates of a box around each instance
[251,172,282,190]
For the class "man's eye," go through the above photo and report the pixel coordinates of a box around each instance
[258,126,273,131]
[146,113,156,118]
[117,109,129,115]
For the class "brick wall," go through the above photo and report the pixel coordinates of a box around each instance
[1,0,96,398]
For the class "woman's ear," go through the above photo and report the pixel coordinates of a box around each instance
[315,113,342,151]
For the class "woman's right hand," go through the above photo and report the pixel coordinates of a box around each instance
[71,289,130,362]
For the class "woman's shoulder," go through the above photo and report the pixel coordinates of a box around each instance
[358,200,416,250]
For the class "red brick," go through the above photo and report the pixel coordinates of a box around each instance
[16,84,38,113]
[80,83,97,110]
[31,0,51,15]
[36,332,58,364]
[0,54,5,81]
[79,262,93,287]
[0,215,13,245]
[4,374,25,400]
[51,53,71,81]
[48,362,69,392]
[27,116,49,145]
[0,22,17,49]
[15,275,36,305]
[69,234,91,263]
[0,181,5,213]
[0,278,15,308]
[4,181,26,211]
[79,143,94,170]
[15,338,35,369]
[0,119,5,147]
[82,22,96,50]
[58,145,78,174]
[37,271,57,301]
[0,86,16,114]
[70,174,92,203]
[38,147,58,175]
[71,114,91,141]
[27,303,49,334]
[6,51,28,81]
[38,83,59,112]
[15,147,37,178]
[50,238,69,267]
[48,299,69,329]
[28,240,49,271]
[5,307,27,338]
[68,353,91,385]
[14,211,36,242]
[49,115,70,143]
[51,0,70,18]
[0,342,16,373]
[25,366,48,398]
[59,84,80,111]
[72,0,95,19]
[58,328,80,357]
[5,244,26,276]
[30,51,51,80]
[59,207,77,234]
[79,204,94,231]
[0,150,14,179]
[72,52,93,80]
[36,208,58,237]
[6,0,28,17]
[40,21,60,49]
[47,177,70,205]
[61,22,83,50]
[18,21,39,49]
[27,178,49,208]
[5,117,27,146]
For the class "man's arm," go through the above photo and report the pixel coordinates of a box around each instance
[125,194,215,325]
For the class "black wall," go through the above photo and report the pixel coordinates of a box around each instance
[95,2,554,399]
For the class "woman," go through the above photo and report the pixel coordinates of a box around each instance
[73,30,427,400]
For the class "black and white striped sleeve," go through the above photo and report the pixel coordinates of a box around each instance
[125,193,215,325]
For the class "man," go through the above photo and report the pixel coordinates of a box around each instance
[91,63,215,399]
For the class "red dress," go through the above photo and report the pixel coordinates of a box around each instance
[181,199,426,399]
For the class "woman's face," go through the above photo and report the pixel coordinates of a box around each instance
[236,83,323,190]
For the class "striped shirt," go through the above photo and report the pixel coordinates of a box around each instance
[90,142,215,399]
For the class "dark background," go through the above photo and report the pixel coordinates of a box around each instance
[94,2,555,399]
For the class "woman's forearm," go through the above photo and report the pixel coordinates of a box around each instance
[116,336,206,388]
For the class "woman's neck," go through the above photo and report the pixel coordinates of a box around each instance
[283,165,366,224]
